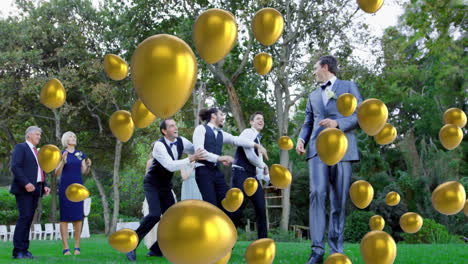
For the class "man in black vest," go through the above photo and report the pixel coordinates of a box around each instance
[126,118,206,261]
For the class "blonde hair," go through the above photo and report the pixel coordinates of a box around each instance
[61,131,77,148]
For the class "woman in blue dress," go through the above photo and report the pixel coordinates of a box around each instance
[55,131,91,255]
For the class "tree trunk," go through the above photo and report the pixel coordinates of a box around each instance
[110,139,123,233]
[91,168,110,234]
[193,81,206,127]
[280,150,291,230]
[225,81,246,130]
[48,109,61,222]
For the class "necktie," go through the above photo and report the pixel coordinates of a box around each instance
[320,80,331,90]
[257,133,262,141]
[33,147,45,182]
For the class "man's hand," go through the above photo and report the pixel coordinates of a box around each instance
[218,155,234,166]
[263,166,269,176]
[25,183,35,192]
[296,139,306,155]
[44,186,51,196]
[319,118,338,128]
[255,144,269,160]
[86,158,92,167]
[189,149,207,162]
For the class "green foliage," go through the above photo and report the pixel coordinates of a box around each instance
[401,218,463,244]
[344,210,376,243]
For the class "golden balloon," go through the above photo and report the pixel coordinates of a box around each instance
[109,110,134,142]
[37,144,61,173]
[222,188,244,212]
[324,253,352,264]
[243,177,258,197]
[385,191,400,206]
[193,8,237,64]
[357,98,388,136]
[464,200,468,217]
[40,78,66,109]
[245,238,276,264]
[336,93,357,117]
[439,124,463,150]
[349,180,374,209]
[131,34,197,118]
[253,53,273,75]
[131,99,156,129]
[252,8,284,46]
[431,181,466,215]
[269,164,292,189]
[360,231,396,264]
[214,250,231,264]
[443,107,466,128]
[65,183,90,202]
[399,212,423,233]
[108,228,138,253]
[357,0,384,14]
[157,200,237,264]
[278,136,294,151]
[316,128,348,166]
[103,54,128,81]
[374,123,397,145]
[369,215,385,231]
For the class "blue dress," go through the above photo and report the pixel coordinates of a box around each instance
[59,150,85,222]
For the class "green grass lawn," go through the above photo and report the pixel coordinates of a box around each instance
[0,235,466,263]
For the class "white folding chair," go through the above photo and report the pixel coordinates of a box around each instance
[0,225,8,241]
[32,224,43,240]
[9,225,16,241]
[67,223,74,238]
[43,223,54,240]
[116,222,123,231]
[54,223,61,240]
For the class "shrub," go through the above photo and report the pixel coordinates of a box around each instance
[344,210,376,243]
[401,218,463,244]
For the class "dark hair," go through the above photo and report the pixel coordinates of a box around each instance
[250,111,264,121]
[318,55,338,75]
[159,118,173,135]
[199,107,219,123]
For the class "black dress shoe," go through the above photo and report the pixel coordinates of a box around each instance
[126,250,136,261]
[306,252,323,264]
[146,250,163,257]
[25,251,34,258]
[12,252,34,259]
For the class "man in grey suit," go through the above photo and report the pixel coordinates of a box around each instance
[296,55,362,264]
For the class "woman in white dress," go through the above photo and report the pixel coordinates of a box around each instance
[181,164,202,200]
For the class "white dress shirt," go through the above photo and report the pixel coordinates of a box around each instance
[152,136,195,172]
[321,76,337,106]
[232,128,270,181]
[25,140,42,183]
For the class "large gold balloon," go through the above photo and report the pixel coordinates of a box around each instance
[131,34,197,118]
[269,164,292,189]
[385,191,400,206]
[369,215,385,231]
[108,228,138,253]
[65,183,90,202]
[357,98,388,136]
[40,78,66,109]
[131,99,156,129]
[336,93,357,117]
[360,231,396,264]
[243,177,258,197]
[109,110,134,142]
[443,108,466,128]
[349,180,374,209]
[157,200,237,264]
[399,212,423,233]
[464,200,468,217]
[357,0,384,14]
[374,123,397,145]
[324,253,352,264]
[252,8,284,46]
[253,53,273,75]
[214,250,231,264]
[316,128,348,166]
[431,181,466,215]
[439,124,463,150]
[244,238,276,264]
[278,136,294,151]
[193,8,237,64]
[222,188,244,212]
[37,144,61,173]
[103,54,128,81]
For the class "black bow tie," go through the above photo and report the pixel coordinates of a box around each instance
[169,142,177,147]
[320,81,332,90]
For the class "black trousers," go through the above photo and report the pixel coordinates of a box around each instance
[195,166,230,208]
[13,193,39,255]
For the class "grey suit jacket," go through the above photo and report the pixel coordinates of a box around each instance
[298,79,363,162]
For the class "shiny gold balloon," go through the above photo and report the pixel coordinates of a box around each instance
[131,34,197,118]
[369,215,385,231]
[360,231,396,264]
[269,164,292,189]
[157,200,237,264]
[349,180,374,209]
[324,253,352,264]
[278,136,294,151]
[37,144,61,173]
[399,212,423,233]
[316,128,348,166]
[385,191,400,206]
[443,107,466,128]
[336,93,357,117]
[374,123,397,145]
[357,0,384,14]
[108,228,138,253]
[252,8,284,46]
[65,183,90,202]
[40,78,66,109]
[244,238,276,264]
[439,124,463,150]
[193,8,237,64]
[222,188,244,212]
[131,99,156,129]
[253,53,273,75]
[357,98,388,136]
[431,181,466,215]
[243,178,258,197]
[214,250,231,264]
[103,54,128,81]
[109,110,134,142]
[464,200,468,217]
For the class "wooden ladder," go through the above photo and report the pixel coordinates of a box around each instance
[264,185,283,230]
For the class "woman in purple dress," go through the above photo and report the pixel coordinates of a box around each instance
[55,131,91,255]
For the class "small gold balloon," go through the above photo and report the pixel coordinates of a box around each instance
[109,110,134,142]
[336,93,357,117]
[65,183,90,202]
[40,78,66,109]
[369,215,385,231]
[324,253,352,264]
[399,212,423,233]
[385,191,400,206]
[157,200,237,264]
[278,136,294,151]
[103,54,128,81]
[431,181,466,215]
[360,231,396,264]
[374,123,397,145]
[244,238,276,264]
[37,144,61,173]
[193,8,237,64]
[349,180,374,209]
[269,164,292,189]
[464,200,468,217]
[108,228,138,253]
[253,53,273,75]
[243,178,258,197]
[357,0,384,14]
[443,107,466,128]
[222,188,244,212]
[357,98,388,136]
[214,250,231,264]
[252,8,284,46]
[439,124,463,150]
[316,128,348,166]
[131,99,156,129]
